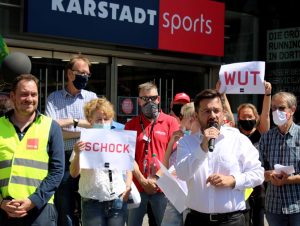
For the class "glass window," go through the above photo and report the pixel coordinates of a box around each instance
[117,64,209,123]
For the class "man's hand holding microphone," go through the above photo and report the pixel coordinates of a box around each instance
[200,120,219,152]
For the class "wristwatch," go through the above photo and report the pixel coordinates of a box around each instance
[73,118,79,128]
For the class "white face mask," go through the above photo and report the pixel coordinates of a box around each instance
[92,123,111,129]
[272,109,287,126]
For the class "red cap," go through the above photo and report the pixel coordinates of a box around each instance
[173,92,190,104]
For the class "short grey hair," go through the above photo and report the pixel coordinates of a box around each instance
[272,91,297,108]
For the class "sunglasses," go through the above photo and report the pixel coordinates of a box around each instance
[71,70,92,78]
[139,96,158,102]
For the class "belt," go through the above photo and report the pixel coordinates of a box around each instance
[190,209,242,222]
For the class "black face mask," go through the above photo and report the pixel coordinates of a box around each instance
[172,104,183,117]
[141,102,159,119]
[238,119,256,131]
[73,74,88,90]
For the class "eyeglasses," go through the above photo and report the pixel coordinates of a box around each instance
[139,96,158,102]
[271,105,287,112]
[71,70,91,78]
[199,108,222,115]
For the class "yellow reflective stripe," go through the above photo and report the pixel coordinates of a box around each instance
[0,178,9,187]
[0,160,12,169]
[10,176,42,187]
[14,158,48,170]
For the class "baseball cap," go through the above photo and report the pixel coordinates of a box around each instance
[173,92,190,104]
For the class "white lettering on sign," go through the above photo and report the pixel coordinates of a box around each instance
[52,0,157,26]
[267,27,300,62]
[219,61,265,94]
[162,12,212,35]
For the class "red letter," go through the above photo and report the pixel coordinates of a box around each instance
[123,144,129,153]
[85,142,91,151]
[250,71,260,85]
[224,71,236,85]
[116,144,122,153]
[93,143,99,152]
[109,144,115,152]
[100,143,108,152]
[238,71,248,85]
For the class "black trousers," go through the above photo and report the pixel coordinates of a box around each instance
[185,210,245,226]
[0,203,57,226]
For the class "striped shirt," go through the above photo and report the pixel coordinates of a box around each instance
[259,122,300,214]
[45,89,97,151]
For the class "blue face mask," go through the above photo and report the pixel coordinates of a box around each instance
[93,123,111,129]
[183,130,191,136]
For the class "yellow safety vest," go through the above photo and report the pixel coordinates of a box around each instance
[0,114,54,203]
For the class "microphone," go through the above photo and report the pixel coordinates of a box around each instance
[208,121,218,152]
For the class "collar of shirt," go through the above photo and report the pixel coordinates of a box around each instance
[6,110,42,139]
[275,122,298,137]
[63,88,84,99]
[286,122,297,137]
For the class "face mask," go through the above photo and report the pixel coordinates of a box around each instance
[172,104,183,117]
[141,102,159,119]
[93,123,111,129]
[272,110,287,126]
[183,130,191,136]
[238,119,256,131]
[73,74,88,90]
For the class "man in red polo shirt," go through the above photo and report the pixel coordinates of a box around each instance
[125,82,179,226]
[170,92,191,123]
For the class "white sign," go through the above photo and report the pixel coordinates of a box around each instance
[79,129,137,170]
[274,164,295,175]
[219,61,265,94]
[156,163,188,213]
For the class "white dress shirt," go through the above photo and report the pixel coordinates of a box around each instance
[175,126,264,214]
[70,152,126,201]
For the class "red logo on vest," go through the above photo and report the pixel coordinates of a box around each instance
[27,138,39,150]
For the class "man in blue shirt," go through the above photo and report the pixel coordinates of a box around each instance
[45,55,97,226]
[259,91,300,226]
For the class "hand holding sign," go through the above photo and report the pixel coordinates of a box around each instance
[219,61,265,94]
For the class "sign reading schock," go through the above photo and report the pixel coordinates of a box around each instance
[24,0,224,56]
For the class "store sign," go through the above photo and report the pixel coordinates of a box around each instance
[267,27,300,62]
[24,0,224,56]
[159,0,224,56]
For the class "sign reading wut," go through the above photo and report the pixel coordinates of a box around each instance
[25,0,224,56]
[219,61,265,94]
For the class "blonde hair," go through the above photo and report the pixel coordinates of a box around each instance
[138,81,158,94]
[84,97,115,121]
[181,102,195,118]
[237,103,259,120]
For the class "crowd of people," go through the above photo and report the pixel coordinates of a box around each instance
[0,54,300,226]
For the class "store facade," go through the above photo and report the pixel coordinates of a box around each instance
[1,0,299,123]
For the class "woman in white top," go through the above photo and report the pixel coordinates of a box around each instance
[70,97,132,226]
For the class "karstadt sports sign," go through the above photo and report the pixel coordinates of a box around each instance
[24,0,225,56]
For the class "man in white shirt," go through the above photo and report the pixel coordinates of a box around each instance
[175,89,264,226]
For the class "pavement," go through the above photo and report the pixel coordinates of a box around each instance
[141,213,268,226]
